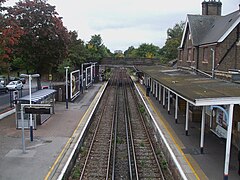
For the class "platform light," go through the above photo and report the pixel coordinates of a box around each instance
[20,73,40,142]
[64,66,70,109]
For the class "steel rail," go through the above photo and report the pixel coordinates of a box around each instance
[121,72,133,180]
[111,70,120,180]
[107,70,119,179]
[124,72,139,180]
[79,72,117,180]
[129,78,166,180]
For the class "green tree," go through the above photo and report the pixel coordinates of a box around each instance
[167,22,184,40]
[86,34,111,62]
[67,31,87,68]
[88,34,102,47]
[11,56,27,71]
[124,46,137,58]
[136,43,160,58]
[9,0,70,75]
[58,33,112,74]
[57,58,72,74]
[160,22,184,62]
[114,50,124,58]
[101,45,112,58]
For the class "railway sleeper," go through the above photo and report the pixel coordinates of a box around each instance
[89,153,109,158]
[135,148,153,153]
[92,143,109,146]
[83,173,106,179]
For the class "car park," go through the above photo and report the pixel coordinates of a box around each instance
[6,80,23,90]
[9,76,19,81]
[0,76,6,85]
[19,77,26,84]
[0,83,8,93]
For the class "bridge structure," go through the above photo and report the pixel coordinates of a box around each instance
[100,57,161,67]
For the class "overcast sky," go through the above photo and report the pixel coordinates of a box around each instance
[6,0,240,52]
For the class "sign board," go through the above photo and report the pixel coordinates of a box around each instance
[216,105,228,127]
[24,107,52,114]
[86,66,92,87]
[70,70,80,101]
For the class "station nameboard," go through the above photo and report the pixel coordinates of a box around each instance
[24,107,52,114]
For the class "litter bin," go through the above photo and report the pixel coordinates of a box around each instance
[146,86,150,96]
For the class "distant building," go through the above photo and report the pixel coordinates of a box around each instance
[178,0,240,79]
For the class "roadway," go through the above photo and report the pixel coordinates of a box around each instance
[0,80,38,111]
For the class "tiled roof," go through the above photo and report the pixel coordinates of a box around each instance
[185,10,240,46]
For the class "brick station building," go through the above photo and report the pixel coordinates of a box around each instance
[136,1,240,179]
[178,0,240,80]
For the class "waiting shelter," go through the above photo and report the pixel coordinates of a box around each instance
[15,89,56,129]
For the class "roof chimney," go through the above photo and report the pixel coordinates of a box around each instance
[202,0,222,16]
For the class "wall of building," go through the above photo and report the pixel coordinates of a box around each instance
[177,27,197,68]
[179,24,240,74]
[216,25,240,71]
[197,44,216,72]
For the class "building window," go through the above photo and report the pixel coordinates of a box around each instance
[179,50,183,61]
[192,48,195,62]
[187,48,192,62]
[188,33,191,40]
[203,47,208,63]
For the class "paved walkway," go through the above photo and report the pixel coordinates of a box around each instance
[0,83,105,180]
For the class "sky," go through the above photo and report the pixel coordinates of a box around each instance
[5,0,240,52]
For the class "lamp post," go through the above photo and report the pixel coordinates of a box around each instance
[81,64,83,93]
[64,66,69,109]
[20,73,40,142]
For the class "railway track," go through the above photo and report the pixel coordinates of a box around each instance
[69,68,173,180]
[79,70,118,179]
[111,69,131,179]
[125,71,165,179]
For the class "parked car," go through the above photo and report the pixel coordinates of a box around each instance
[6,80,23,90]
[19,77,26,84]
[0,83,8,93]
[0,76,6,85]
[9,76,19,81]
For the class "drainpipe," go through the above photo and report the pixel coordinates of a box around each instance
[211,48,215,79]
[196,46,199,70]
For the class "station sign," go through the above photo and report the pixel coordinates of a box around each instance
[24,106,52,114]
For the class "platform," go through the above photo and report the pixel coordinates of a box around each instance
[135,82,240,180]
[1,79,239,179]
[0,82,106,180]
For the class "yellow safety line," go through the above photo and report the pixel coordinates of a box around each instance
[137,83,201,180]
[44,84,105,180]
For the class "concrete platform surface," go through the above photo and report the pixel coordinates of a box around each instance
[0,83,104,180]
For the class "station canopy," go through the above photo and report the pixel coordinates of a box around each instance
[18,89,56,104]
[136,66,240,106]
